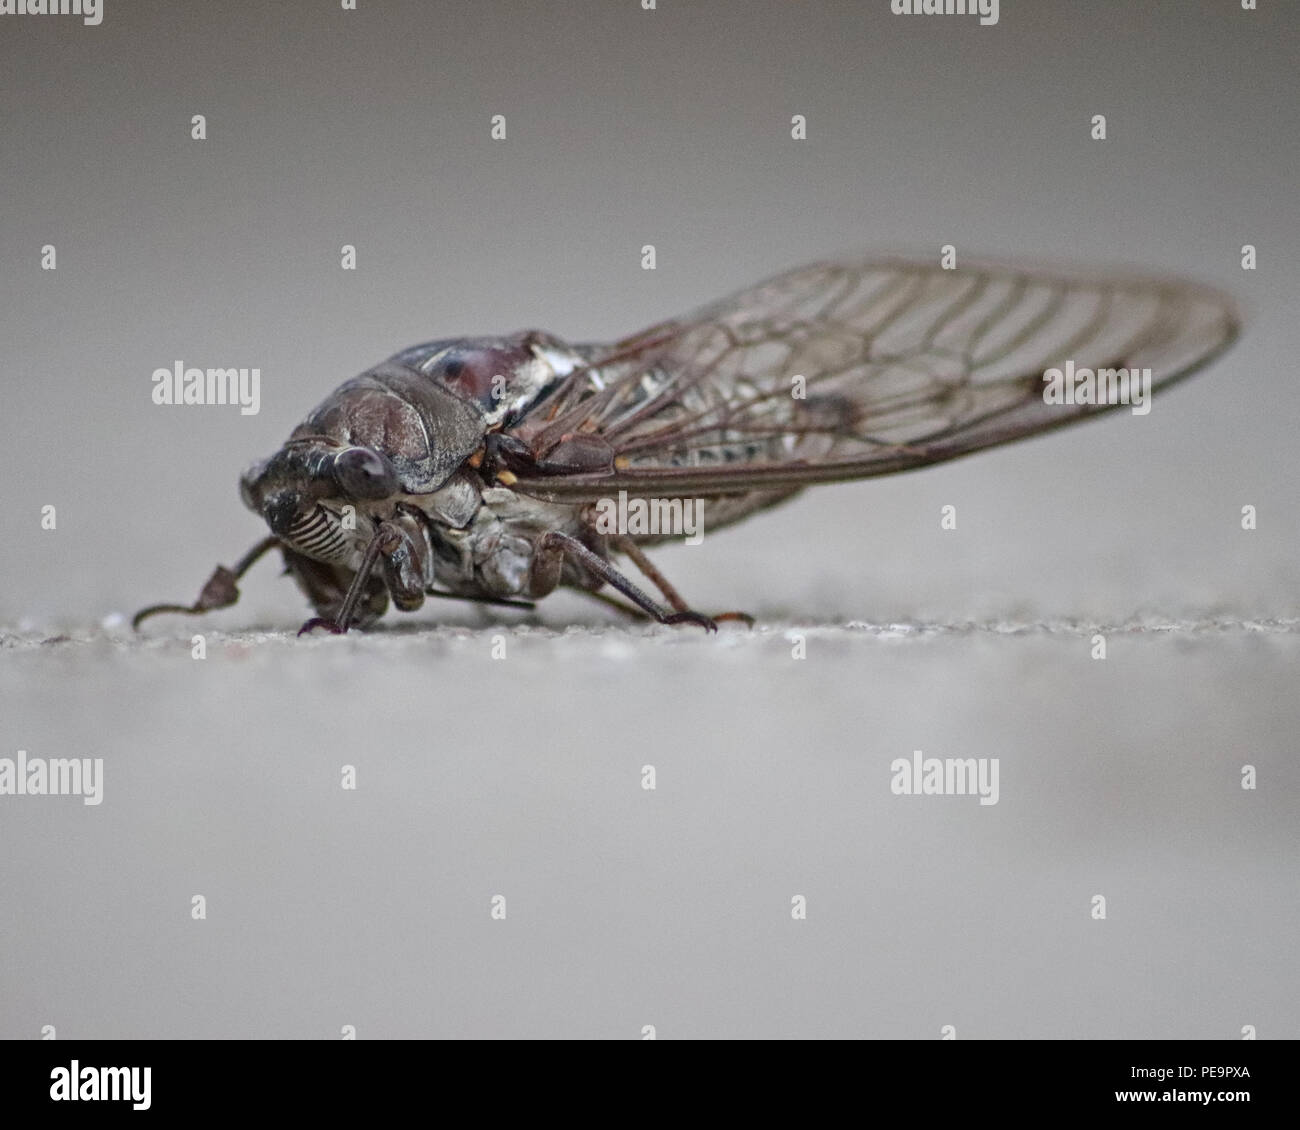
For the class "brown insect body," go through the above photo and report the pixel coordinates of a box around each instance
[134,257,1239,633]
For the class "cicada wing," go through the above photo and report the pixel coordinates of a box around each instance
[510,258,1239,500]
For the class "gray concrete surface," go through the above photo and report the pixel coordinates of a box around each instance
[2,617,1297,1038]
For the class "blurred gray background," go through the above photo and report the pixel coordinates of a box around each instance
[1,0,1296,1038]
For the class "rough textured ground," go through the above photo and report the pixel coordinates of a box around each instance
[3,614,1297,1039]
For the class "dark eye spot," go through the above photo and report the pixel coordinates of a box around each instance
[436,346,528,409]
[332,446,398,499]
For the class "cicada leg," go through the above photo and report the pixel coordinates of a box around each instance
[294,526,397,635]
[611,536,754,627]
[284,547,389,634]
[533,530,719,631]
[132,535,281,630]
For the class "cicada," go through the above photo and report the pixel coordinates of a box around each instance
[134,257,1239,633]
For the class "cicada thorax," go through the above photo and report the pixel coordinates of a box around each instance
[291,362,485,495]
[383,332,623,482]
[389,330,588,429]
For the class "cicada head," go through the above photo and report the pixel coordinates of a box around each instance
[239,439,394,564]
[238,354,493,564]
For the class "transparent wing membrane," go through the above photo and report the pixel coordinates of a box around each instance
[512,259,1238,499]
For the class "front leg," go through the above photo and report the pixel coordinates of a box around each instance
[297,524,400,635]
[283,547,388,630]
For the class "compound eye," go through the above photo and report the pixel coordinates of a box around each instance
[239,454,278,509]
[332,446,398,499]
